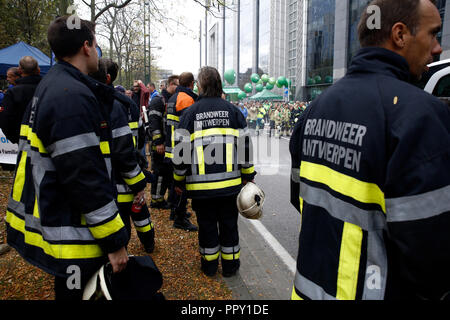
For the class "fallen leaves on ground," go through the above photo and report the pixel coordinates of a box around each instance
[0,168,233,300]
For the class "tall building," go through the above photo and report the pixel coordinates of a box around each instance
[205,0,450,101]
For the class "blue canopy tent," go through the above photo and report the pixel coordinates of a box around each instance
[0,41,52,79]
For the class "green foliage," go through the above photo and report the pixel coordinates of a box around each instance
[0,0,65,56]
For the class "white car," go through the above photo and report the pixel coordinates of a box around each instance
[418,59,450,97]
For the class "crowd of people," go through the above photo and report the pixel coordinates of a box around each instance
[0,0,449,303]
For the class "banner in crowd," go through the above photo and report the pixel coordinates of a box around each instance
[0,130,18,164]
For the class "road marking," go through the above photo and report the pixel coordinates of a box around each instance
[246,218,297,276]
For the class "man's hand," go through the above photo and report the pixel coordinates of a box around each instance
[175,186,184,195]
[133,190,146,205]
[108,247,128,273]
[156,144,165,155]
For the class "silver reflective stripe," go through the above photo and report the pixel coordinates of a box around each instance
[291,168,301,183]
[156,176,163,196]
[8,199,95,242]
[116,184,132,193]
[166,147,173,153]
[362,230,387,300]
[174,168,187,176]
[386,185,450,222]
[167,120,179,127]
[300,182,386,231]
[133,218,151,227]
[149,110,163,117]
[199,246,221,255]
[152,130,162,135]
[187,170,241,183]
[294,271,336,300]
[122,164,141,179]
[20,140,55,171]
[105,158,112,179]
[47,132,99,157]
[221,245,240,254]
[112,126,132,139]
[84,200,118,225]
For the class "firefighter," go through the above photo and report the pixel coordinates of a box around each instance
[148,75,180,210]
[290,0,450,300]
[165,72,198,231]
[281,105,291,137]
[247,104,258,132]
[268,104,277,138]
[257,104,266,135]
[173,66,256,277]
[5,17,128,300]
[274,105,283,138]
[89,58,155,254]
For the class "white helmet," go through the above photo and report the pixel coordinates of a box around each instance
[83,264,113,301]
[237,182,265,220]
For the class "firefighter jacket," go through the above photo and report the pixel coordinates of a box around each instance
[108,91,147,204]
[148,94,167,148]
[5,61,128,277]
[164,86,198,160]
[172,96,256,199]
[257,107,265,120]
[0,75,42,144]
[290,47,450,300]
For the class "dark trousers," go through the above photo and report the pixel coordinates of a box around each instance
[192,195,240,274]
[151,153,172,205]
[118,202,154,251]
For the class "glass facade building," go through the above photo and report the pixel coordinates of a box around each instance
[305,0,335,100]
[259,0,271,75]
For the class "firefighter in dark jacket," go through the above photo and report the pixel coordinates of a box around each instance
[290,0,450,300]
[173,67,256,277]
[0,56,42,144]
[5,17,129,300]
[165,72,198,231]
[89,58,155,253]
[148,75,179,209]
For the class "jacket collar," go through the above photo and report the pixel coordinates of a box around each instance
[15,74,42,85]
[347,47,411,83]
[176,86,198,101]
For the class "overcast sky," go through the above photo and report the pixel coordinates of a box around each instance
[73,0,205,75]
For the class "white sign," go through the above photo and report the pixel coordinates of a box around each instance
[0,130,18,165]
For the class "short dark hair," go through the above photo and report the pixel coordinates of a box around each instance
[168,75,179,86]
[7,67,20,76]
[358,0,437,47]
[48,16,96,60]
[148,82,156,88]
[197,67,223,98]
[179,72,195,87]
[89,59,108,84]
[102,58,119,83]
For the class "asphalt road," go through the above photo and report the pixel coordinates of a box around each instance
[250,129,301,261]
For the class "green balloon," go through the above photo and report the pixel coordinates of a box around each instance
[286,78,292,87]
[251,73,260,83]
[277,76,287,87]
[314,75,322,84]
[307,78,315,86]
[256,84,264,92]
[224,69,236,85]
[238,91,247,100]
[265,83,274,90]
[276,80,283,88]
[244,83,253,93]
[268,77,276,85]
[325,76,333,84]
[261,74,269,83]
[194,84,199,93]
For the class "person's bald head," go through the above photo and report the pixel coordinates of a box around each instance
[19,56,40,76]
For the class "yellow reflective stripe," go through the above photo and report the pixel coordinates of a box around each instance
[171,126,175,149]
[21,125,47,154]
[241,166,255,175]
[100,141,110,155]
[123,172,146,186]
[226,144,233,172]
[6,211,103,259]
[88,214,124,239]
[299,197,304,215]
[13,151,27,202]
[129,122,139,130]
[300,161,386,213]
[135,224,152,233]
[33,196,39,219]
[336,223,363,300]
[167,114,180,122]
[133,136,137,148]
[117,194,134,203]
[202,252,220,261]
[174,173,186,182]
[153,134,162,140]
[196,146,205,175]
[291,287,304,300]
[190,128,240,141]
[165,152,174,159]
[221,251,241,261]
[187,178,242,191]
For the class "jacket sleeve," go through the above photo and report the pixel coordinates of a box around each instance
[43,94,128,254]
[384,97,450,300]
[148,97,165,146]
[171,110,191,188]
[289,113,306,213]
[237,110,256,182]
[110,101,147,194]
[0,90,20,144]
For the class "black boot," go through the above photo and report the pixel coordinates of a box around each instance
[173,214,198,232]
